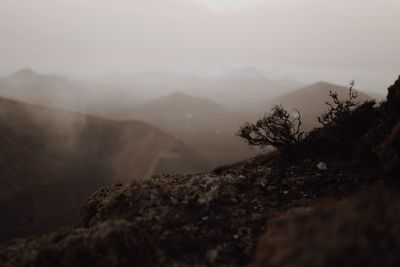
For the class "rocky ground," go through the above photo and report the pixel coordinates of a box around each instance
[1,77,400,267]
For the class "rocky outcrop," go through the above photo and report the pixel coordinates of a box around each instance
[386,75,400,111]
[372,76,400,176]
[80,172,276,266]
[376,120,400,176]
[0,220,155,267]
[252,185,400,267]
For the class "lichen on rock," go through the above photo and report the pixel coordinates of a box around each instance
[0,220,156,267]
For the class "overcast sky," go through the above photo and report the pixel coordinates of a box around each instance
[0,0,399,88]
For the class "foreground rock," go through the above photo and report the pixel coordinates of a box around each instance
[0,220,155,267]
[252,185,400,267]
[375,76,400,176]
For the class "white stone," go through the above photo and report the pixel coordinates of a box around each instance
[317,162,328,171]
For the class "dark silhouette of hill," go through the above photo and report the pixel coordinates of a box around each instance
[0,97,209,241]
[129,92,259,166]
[258,81,372,129]
[132,92,235,132]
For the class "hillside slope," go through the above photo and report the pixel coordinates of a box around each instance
[0,97,209,240]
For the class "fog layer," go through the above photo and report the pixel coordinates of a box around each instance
[0,0,399,90]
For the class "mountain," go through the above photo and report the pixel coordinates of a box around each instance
[0,68,301,118]
[257,82,373,129]
[0,68,299,166]
[129,92,259,166]
[188,70,303,110]
[0,68,92,111]
[91,69,303,111]
[0,97,209,240]
[132,92,233,130]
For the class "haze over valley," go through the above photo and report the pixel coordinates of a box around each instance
[0,63,386,240]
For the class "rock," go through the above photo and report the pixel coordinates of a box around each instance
[0,220,156,267]
[206,247,220,263]
[252,167,272,178]
[317,162,328,171]
[376,120,400,177]
[386,75,400,111]
[251,186,400,267]
[78,173,276,266]
[378,76,400,176]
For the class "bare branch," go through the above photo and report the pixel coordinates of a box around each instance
[318,81,360,127]
[237,105,307,150]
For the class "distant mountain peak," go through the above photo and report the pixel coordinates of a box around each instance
[310,81,342,88]
[161,91,222,106]
[10,68,38,79]
[164,92,194,100]
[156,92,212,104]
[225,67,267,80]
[141,91,228,115]
[313,81,331,85]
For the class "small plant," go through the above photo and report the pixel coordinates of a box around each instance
[237,105,306,149]
[318,81,359,126]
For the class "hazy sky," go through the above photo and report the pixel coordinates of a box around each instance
[0,0,399,88]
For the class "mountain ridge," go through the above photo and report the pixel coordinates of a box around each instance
[0,96,209,241]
